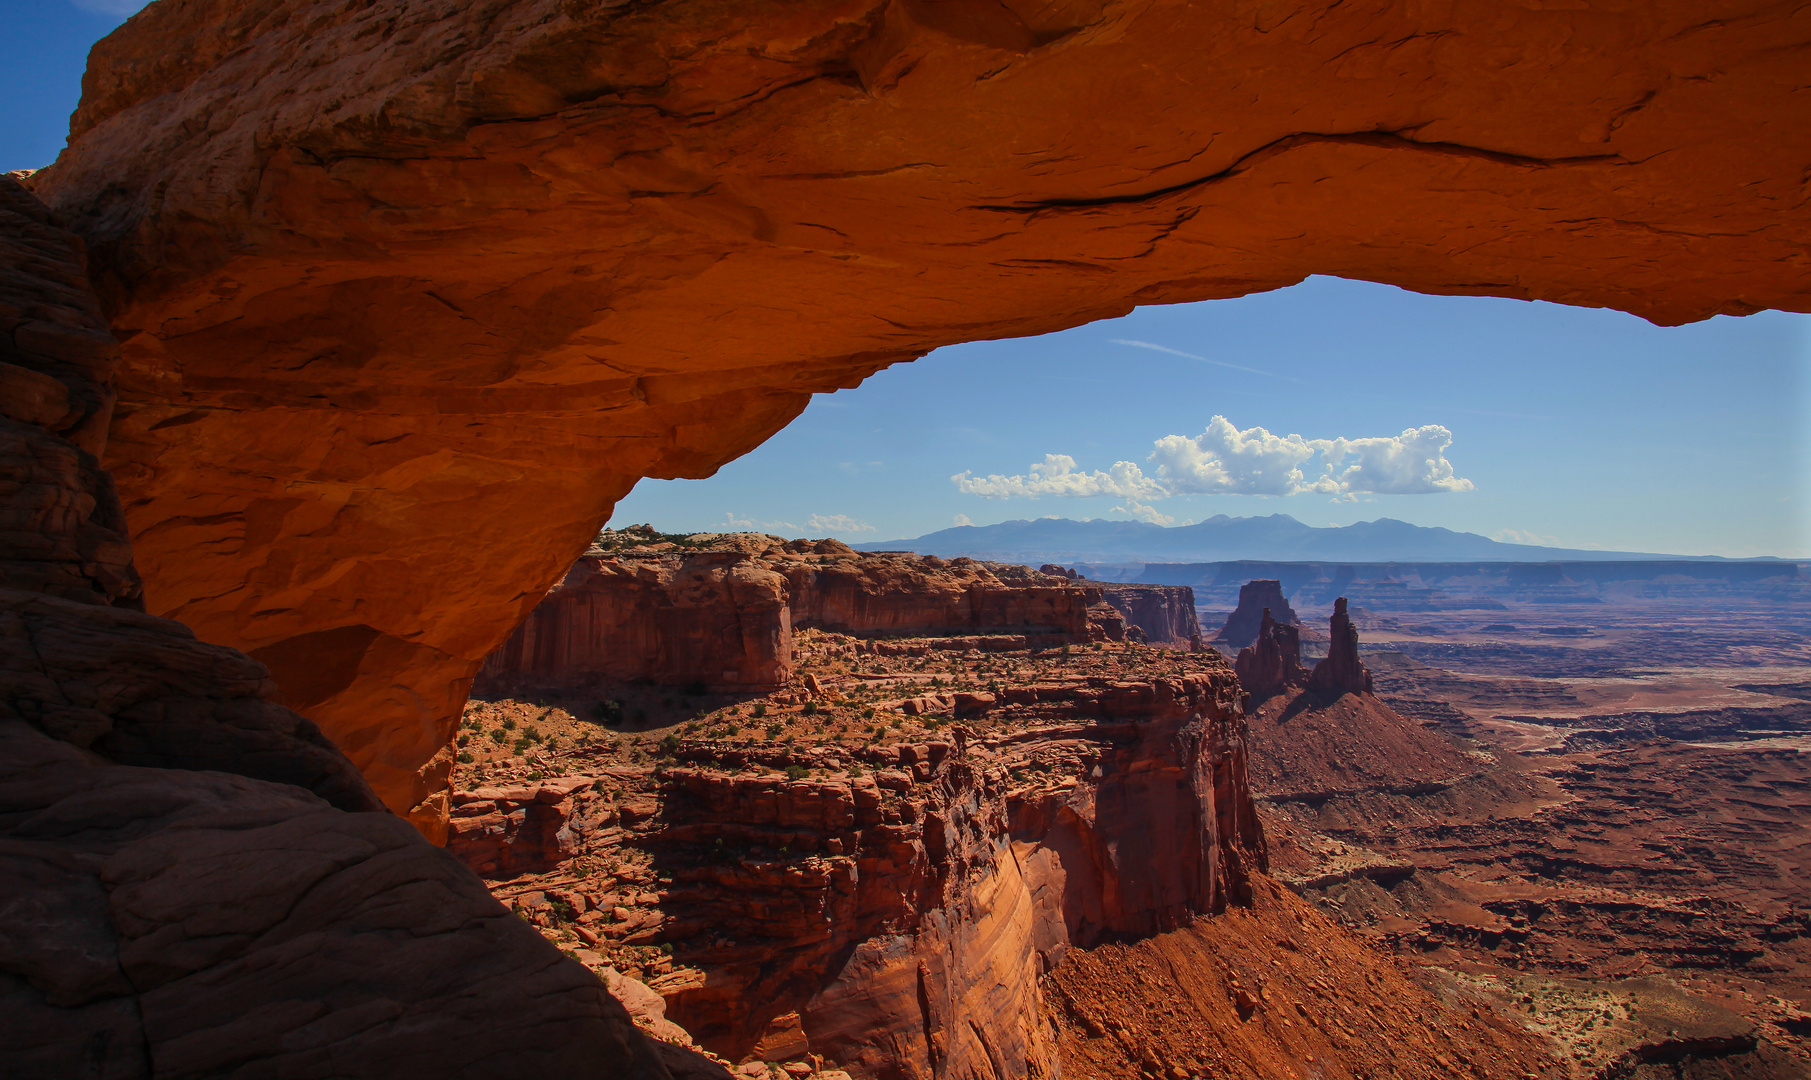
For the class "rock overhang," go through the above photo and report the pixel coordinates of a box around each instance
[23,0,1810,827]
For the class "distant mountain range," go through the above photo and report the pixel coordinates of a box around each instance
[856,515,1729,565]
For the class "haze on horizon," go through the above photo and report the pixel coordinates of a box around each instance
[7,1,1809,561]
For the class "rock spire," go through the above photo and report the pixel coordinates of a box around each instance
[1234,608,1307,700]
[1216,580,1300,649]
[1309,597,1374,696]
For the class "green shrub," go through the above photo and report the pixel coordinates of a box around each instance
[502,717,517,731]
[784,764,809,781]
[456,751,474,764]
[752,703,768,718]
[488,729,507,744]
[549,899,576,922]
[590,699,624,725]
[802,701,818,715]
[661,734,681,754]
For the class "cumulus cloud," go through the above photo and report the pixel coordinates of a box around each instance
[1315,425,1475,496]
[953,454,1165,501]
[1150,416,1322,496]
[806,513,876,534]
[1111,499,1176,526]
[954,416,1474,506]
[952,514,974,527]
[721,512,798,533]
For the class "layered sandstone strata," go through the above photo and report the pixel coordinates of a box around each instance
[27,0,1809,831]
[0,176,669,1080]
[452,669,1264,1075]
[476,535,1107,695]
[1095,583,1203,649]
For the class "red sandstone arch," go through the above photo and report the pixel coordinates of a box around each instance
[30,0,1811,836]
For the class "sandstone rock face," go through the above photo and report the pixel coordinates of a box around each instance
[480,550,794,694]
[455,672,1264,1075]
[0,721,665,1080]
[1215,580,1300,649]
[0,178,137,609]
[477,541,1104,696]
[1096,584,1202,649]
[0,178,670,1080]
[1233,608,1306,701]
[1309,597,1374,697]
[28,0,1810,831]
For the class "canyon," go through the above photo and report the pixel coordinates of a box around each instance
[449,578,1566,1079]
[445,534,1810,1078]
[1232,584,1811,1078]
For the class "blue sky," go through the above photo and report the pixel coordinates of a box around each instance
[613,282,1809,558]
[9,2,1810,558]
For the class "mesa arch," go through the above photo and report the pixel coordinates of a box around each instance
[29,0,1810,836]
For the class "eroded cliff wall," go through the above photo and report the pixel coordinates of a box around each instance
[25,0,1809,830]
[476,540,1106,695]
[1096,583,1202,649]
[451,671,1263,1076]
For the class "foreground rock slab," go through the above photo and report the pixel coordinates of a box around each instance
[0,721,665,1080]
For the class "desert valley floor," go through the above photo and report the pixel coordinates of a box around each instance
[446,536,1809,1080]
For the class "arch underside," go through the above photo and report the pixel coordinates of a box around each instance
[31,0,1811,827]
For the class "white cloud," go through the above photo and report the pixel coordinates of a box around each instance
[1111,499,1176,526]
[721,512,798,533]
[952,454,1165,500]
[1151,417,1323,496]
[806,513,876,534]
[954,416,1474,507]
[1316,425,1475,496]
[952,514,974,527]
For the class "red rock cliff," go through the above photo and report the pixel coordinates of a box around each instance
[1096,583,1203,648]
[477,539,1104,694]
[452,670,1263,1076]
[27,0,1808,832]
